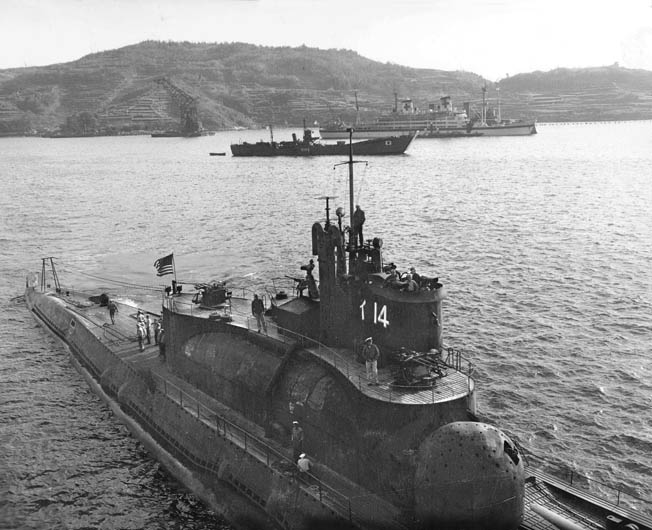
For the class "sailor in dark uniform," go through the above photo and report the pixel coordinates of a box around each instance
[108,300,118,324]
[291,421,304,462]
[352,205,365,247]
[409,267,421,286]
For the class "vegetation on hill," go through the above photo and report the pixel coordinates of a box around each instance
[498,64,652,122]
[0,41,651,136]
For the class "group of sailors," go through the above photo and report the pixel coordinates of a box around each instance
[136,310,165,356]
[383,265,438,292]
[107,301,166,356]
[293,256,438,296]
[291,420,313,480]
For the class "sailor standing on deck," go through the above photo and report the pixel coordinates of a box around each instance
[362,337,380,386]
[291,421,304,462]
[158,328,166,360]
[153,318,161,345]
[305,259,319,299]
[145,314,152,344]
[251,294,267,333]
[108,300,118,324]
[297,453,311,473]
[352,205,365,247]
[297,453,312,483]
[137,321,146,352]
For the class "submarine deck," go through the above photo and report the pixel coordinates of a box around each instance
[166,292,473,406]
[35,289,651,530]
[38,289,409,528]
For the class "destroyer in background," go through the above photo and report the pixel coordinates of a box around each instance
[231,127,416,156]
[320,88,537,139]
[26,132,649,529]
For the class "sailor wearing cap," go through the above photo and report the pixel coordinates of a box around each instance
[403,274,418,293]
[409,267,421,285]
[297,453,311,474]
[362,336,380,386]
[291,420,304,462]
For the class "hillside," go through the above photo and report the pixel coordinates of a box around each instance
[1,41,651,135]
[498,65,652,122]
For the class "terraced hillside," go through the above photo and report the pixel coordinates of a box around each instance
[497,65,652,122]
[0,41,651,135]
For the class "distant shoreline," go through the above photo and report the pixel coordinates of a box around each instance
[1,119,651,139]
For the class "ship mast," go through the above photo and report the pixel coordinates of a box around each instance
[41,257,61,292]
[354,90,359,126]
[497,86,502,123]
[333,127,366,273]
[348,127,354,230]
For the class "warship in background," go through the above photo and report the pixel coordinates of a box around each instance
[231,126,416,156]
[319,88,537,140]
[25,130,650,529]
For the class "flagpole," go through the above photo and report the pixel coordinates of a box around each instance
[173,254,177,287]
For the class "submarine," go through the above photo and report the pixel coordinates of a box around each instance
[25,130,651,529]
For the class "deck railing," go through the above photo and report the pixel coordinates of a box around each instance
[443,347,475,378]
[165,293,473,404]
[528,458,652,514]
[57,292,376,526]
[150,372,395,526]
[48,286,651,527]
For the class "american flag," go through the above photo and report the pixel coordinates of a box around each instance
[154,253,174,276]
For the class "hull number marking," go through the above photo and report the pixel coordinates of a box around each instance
[360,300,389,328]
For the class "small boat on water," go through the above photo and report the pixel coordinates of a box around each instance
[320,89,537,140]
[230,127,416,156]
[24,135,651,529]
[151,130,202,138]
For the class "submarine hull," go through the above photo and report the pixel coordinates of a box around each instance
[162,304,523,524]
[25,288,359,530]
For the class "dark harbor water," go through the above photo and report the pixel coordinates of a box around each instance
[1,122,651,528]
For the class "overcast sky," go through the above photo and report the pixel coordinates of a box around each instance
[2,0,652,80]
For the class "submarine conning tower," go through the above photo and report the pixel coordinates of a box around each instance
[311,197,445,356]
